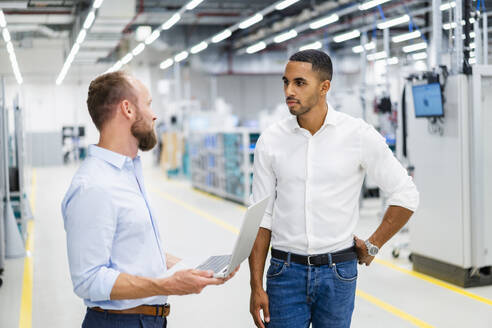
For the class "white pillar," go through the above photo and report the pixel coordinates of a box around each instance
[431,0,442,67]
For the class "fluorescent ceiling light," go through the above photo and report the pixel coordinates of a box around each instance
[239,13,263,29]
[359,0,391,11]
[470,51,475,58]
[190,41,208,54]
[6,41,13,54]
[470,42,475,49]
[247,41,266,54]
[93,0,104,9]
[57,4,102,85]
[174,51,189,62]
[66,44,80,65]
[367,51,387,61]
[136,26,152,42]
[412,52,428,60]
[121,53,133,64]
[455,32,476,39]
[0,10,6,28]
[2,28,11,42]
[160,58,174,70]
[386,57,399,65]
[309,14,339,29]
[443,19,475,30]
[4,36,21,84]
[392,30,421,43]
[469,57,476,64]
[145,30,160,44]
[274,29,297,43]
[440,1,456,10]
[299,41,322,51]
[443,22,456,30]
[212,29,232,43]
[276,0,300,10]
[132,43,145,56]
[83,11,95,29]
[76,29,87,44]
[402,42,427,53]
[114,60,123,71]
[69,43,80,58]
[333,29,360,43]
[352,41,375,53]
[162,13,181,30]
[186,0,204,10]
[377,14,409,29]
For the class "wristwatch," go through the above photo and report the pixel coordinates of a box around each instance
[364,240,379,256]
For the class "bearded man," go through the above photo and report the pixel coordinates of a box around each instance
[62,71,235,328]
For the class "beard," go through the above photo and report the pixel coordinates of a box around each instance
[287,93,319,117]
[131,114,157,151]
[289,104,312,116]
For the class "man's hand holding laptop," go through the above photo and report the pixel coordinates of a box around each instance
[161,266,240,295]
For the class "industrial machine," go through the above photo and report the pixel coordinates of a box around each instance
[402,66,492,287]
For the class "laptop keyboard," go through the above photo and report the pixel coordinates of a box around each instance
[196,255,232,273]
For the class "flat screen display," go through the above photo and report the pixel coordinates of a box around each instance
[412,83,444,117]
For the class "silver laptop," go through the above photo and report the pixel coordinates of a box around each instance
[195,196,270,278]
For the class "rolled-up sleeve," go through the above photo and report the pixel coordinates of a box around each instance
[62,183,120,302]
[360,123,419,212]
[250,135,276,230]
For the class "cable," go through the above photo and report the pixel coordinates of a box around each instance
[401,85,408,158]
[404,4,428,43]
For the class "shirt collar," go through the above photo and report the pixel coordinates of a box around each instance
[88,145,137,170]
[287,104,338,132]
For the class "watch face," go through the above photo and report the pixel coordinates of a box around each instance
[368,246,378,256]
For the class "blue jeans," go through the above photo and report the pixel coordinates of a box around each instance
[266,255,357,328]
[82,308,167,328]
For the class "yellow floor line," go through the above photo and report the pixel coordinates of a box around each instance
[19,221,34,328]
[374,258,492,307]
[156,178,492,308]
[28,169,37,216]
[356,290,435,328]
[151,185,433,327]
[191,187,226,202]
[190,188,247,212]
[160,176,247,211]
[19,169,37,328]
[150,187,239,234]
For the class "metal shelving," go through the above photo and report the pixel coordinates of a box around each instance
[189,129,260,205]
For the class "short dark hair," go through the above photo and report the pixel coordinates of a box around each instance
[289,49,333,81]
[86,71,138,131]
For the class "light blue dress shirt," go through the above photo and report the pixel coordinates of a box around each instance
[61,145,168,310]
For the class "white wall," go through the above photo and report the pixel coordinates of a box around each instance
[1,38,107,145]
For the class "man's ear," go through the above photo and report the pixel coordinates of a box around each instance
[320,80,331,96]
[120,100,133,119]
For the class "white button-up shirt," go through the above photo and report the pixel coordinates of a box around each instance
[251,108,419,255]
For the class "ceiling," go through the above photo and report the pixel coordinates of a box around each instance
[0,0,490,70]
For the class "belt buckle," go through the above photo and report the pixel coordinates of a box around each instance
[307,255,314,266]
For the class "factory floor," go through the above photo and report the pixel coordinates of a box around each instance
[1,157,492,328]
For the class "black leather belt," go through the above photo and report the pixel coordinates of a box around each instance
[271,246,358,266]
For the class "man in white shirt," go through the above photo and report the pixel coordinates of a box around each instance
[248,50,419,328]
